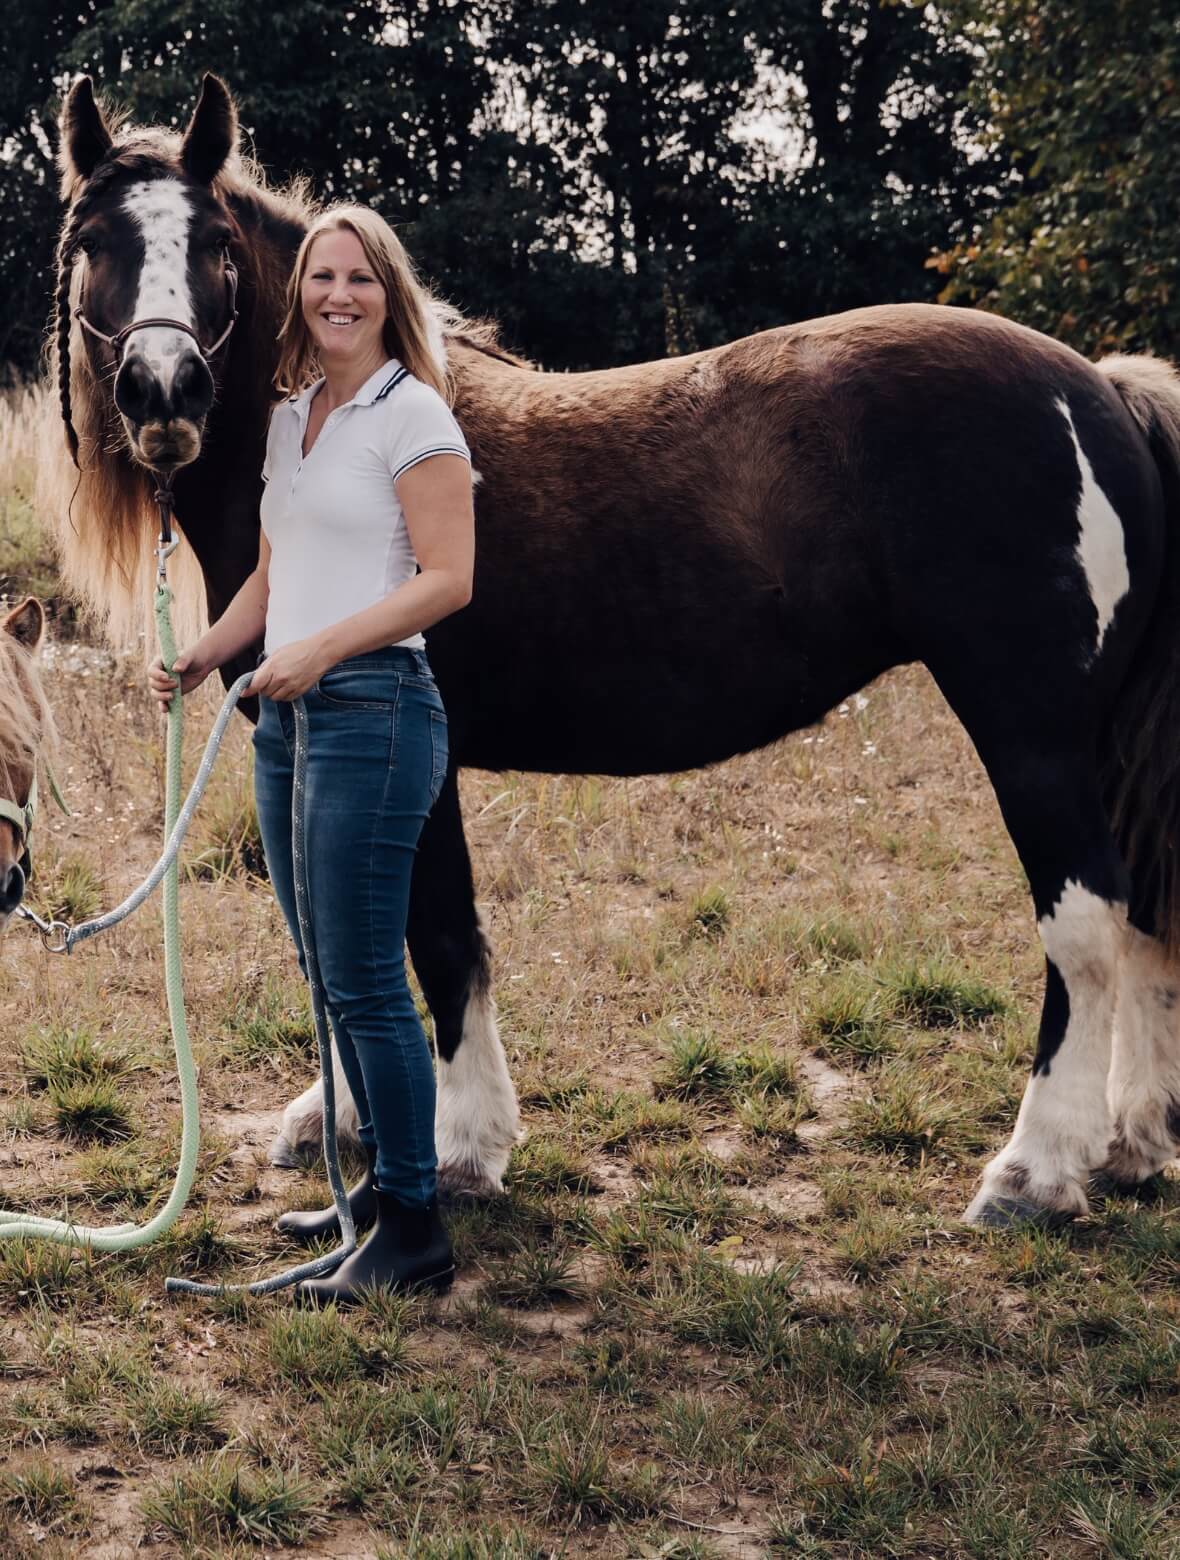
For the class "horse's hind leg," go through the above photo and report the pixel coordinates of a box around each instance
[962,747,1129,1226]
[1102,929,1180,1186]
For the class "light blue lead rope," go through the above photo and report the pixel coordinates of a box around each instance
[167,694,357,1296]
[1,576,356,1294]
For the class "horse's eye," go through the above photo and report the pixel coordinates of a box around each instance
[77,234,100,257]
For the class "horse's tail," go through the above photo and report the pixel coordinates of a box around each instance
[1097,353,1180,952]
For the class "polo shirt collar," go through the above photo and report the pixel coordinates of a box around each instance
[287,359,405,414]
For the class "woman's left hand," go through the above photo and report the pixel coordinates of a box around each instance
[246,636,331,702]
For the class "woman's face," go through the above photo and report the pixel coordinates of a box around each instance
[301,228,387,370]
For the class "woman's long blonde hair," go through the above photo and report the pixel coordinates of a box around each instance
[273,206,450,402]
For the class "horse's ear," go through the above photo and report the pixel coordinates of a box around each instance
[3,598,46,653]
[180,73,238,184]
[60,76,113,185]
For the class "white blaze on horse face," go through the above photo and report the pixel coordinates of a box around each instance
[1057,397,1130,657]
[121,180,196,392]
[964,880,1125,1222]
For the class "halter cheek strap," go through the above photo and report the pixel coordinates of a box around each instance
[0,776,37,876]
[0,767,72,876]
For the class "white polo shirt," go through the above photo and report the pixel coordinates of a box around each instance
[260,359,470,654]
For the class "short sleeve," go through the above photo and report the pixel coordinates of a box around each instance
[384,378,470,484]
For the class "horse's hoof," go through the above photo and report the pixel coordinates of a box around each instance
[437,1159,505,1201]
[269,1133,307,1170]
[962,1193,1072,1230]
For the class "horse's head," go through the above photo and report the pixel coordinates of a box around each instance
[57,73,243,472]
[0,598,51,932]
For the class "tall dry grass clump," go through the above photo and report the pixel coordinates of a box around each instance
[30,371,207,653]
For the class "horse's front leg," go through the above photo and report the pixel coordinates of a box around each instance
[406,764,521,1196]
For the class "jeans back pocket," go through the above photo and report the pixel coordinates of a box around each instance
[428,709,449,806]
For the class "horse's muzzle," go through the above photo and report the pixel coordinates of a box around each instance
[115,346,214,453]
[134,417,204,471]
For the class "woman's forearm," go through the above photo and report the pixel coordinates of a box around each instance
[193,566,270,672]
[316,568,471,667]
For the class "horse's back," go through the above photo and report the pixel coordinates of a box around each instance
[438,305,1166,775]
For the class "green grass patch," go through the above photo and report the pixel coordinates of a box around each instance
[48,1077,133,1142]
[30,854,104,923]
[220,985,314,1065]
[141,1456,325,1548]
[0,1238,92,1309]
[2,1458,81,1532]
[508,1135,599,1196]
[265,1307,368,1387]
[808,979,894,1068]
[484,1239,586,1307]
[881,956,1007,1028]
[20,1024,142,1092]
[655,1028,804,1104]
[125,1378,227,1455]
[846,1069,961,1164]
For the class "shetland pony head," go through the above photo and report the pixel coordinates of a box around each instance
[0,599,54,932]
[56,73,241,472]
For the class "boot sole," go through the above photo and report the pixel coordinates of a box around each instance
[295,1264,455,1309]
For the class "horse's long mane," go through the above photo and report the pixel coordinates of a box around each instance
[0,632,56,803]
[38,113,528,650]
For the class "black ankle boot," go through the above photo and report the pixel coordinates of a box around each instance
[295,1190,454,1307]
[275,1158,377,1247]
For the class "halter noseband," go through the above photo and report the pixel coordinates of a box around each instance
[73,257,240,363]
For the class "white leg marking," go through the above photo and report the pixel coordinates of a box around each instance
[271,1047,362,1169]
[122,180,195,389]
[435,986,522,1197]
[1057,397,1130,657]
[965,881,1126,1223]
[1104,928,1180,1184]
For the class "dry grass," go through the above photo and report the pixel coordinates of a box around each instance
[2,394,1180,1557]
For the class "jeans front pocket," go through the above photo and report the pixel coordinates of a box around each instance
[315,665,396,710]
[428,709,449,806]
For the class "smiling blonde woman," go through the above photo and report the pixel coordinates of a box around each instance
[149,205,474,1305]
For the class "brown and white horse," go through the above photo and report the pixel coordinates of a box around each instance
[44,73,1180,1227]
[0,598,53,932]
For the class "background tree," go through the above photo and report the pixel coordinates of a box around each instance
[3,0,1001,380]
[935,0,1180,359]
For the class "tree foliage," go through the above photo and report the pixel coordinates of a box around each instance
[935,0,1180,359]
[1,0,1000,380]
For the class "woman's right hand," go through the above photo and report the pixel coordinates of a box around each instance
[148,649,210,713]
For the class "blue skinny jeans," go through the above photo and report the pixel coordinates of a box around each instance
[252,647,448,1206]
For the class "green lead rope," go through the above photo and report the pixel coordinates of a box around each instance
[0,578,357,1295]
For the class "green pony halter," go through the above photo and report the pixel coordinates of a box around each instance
[3,764,70,883]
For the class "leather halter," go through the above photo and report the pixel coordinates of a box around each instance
[0,778,36,879]
[73,257,240,363]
